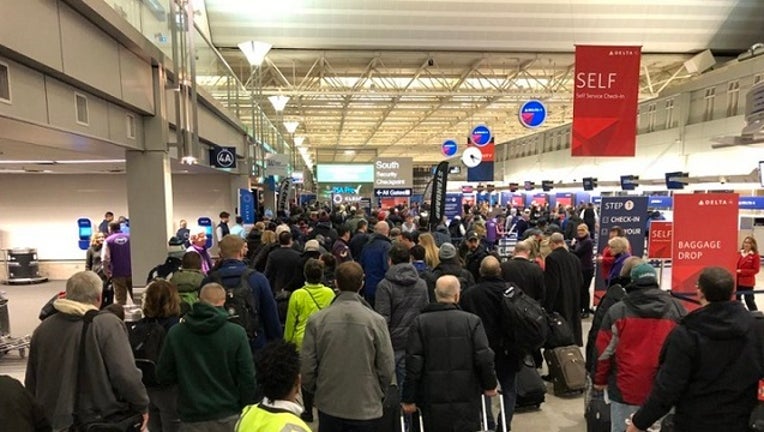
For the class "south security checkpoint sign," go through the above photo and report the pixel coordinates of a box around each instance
[519,100,547,128]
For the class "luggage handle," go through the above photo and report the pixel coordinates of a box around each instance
[481,390,508,432]
[400,408,425,432]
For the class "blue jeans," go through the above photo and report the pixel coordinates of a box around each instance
[610,400,640,432]
[484,356,517,431]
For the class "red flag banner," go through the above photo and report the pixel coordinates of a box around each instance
[647,221,673,259]
[572,45,641,157]
[671,194,739,309]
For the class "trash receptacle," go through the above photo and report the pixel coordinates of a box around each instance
[3,248,48,285]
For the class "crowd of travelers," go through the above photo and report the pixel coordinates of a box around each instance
[2,199,762,432]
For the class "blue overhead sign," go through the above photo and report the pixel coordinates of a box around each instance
[210,146,237,168]
[442,139,458,157]
[519,100,547,128]
[470,124,492,146]
[648,196,673,209]
[739,196,764,210]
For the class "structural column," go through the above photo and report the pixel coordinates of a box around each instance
[126,65,173,288]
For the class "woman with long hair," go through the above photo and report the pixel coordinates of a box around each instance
[736,236,761,311]
[138,279,182,432]
[418,233,440,269]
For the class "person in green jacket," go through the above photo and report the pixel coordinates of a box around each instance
[284,258,335,423]
[169,252,205,314]
[157,282,257,432]
[235,340,311,432]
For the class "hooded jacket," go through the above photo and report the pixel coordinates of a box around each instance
[284,283,336,349]
[374,263,429,351]
[25,299,148,430]
[157,302,257,422]
[594,285,685,404]
[633,302,764,432]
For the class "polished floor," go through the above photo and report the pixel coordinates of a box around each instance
[3,272,763,431]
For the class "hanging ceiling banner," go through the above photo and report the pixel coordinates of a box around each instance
[572,45,641,157]
[429,161,449,230]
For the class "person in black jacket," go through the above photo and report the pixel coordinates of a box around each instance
[570,223,595,317]
[628,267,764,432]
[461,256,521,431]
[402,275,497,432]
[424,243,475,302]
[349,220,370,261]
[0,375,51,432]
[264,231,304,296]
[544,233,584,346]
[500,239,545,304]
[464,232,489,282]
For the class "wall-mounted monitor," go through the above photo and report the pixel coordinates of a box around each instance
[316,164,374,183]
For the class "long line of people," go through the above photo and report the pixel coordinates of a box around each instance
[5,201,763,432]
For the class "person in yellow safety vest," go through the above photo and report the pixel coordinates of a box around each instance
[236,340,311,432]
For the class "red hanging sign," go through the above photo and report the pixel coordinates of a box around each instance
[572,45,641,157]
[647,221,673,259]
[671,194,739,309]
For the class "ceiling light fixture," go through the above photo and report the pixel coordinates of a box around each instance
[0,159,126,164]
[344,150,356,155]
[283,120,300,134]
[238,40,272,67]
[269,95,290,112]
[293,136,306,147]
[181,156,198,165]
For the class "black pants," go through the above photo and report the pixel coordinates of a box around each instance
[581,268,595,312]
[737,286,758,311]
[318,411,379,432]
[303,389,314,418]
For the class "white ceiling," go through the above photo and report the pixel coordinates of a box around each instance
[205,0,764,53]
[202,0,764,164]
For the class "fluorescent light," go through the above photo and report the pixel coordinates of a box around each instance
[283,121,299,134]
[0,160,54,164]
[293,136,306,147]
[238,40,272,67]
[344,150,355,155]
[269,95,290,112]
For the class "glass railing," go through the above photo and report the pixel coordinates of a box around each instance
[102,0,294,170]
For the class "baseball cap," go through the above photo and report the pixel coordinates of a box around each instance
[630,263,658,286]
[275,224,291,237]
[439,242,457,260]
[304,239,320,252]
[467,231,480,241]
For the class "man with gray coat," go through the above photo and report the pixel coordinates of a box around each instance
[25,271,149,431]
[302,261,395,432]
[374,242,429,389]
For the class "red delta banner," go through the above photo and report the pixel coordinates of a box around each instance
[647,221,673,259]
[511,194,525,209]
[380,197,408,210]
[572,45,641,157]
[671,194,739,309]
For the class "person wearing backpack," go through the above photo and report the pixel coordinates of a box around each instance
[170,252,205,315]
[461,256,524,431]
[202,235,282,354]
[131,279,181,432]
[284,259,335,424]
[157,283,257,431]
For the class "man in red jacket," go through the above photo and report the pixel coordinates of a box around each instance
[593,262,685,431]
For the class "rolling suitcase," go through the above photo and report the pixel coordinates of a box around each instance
[544,345,586,395]
[584,375,610,432]
[481,391,508,432]
[515,361,546,410]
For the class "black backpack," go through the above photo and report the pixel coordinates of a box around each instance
[210,268,260,339]
[146,256,182,283]
[545,311,575,349]
[128,318,167,387]
[500,283,549,355]
[314,233,334,252]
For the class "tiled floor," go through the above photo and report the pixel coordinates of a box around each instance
[3,271,764,431]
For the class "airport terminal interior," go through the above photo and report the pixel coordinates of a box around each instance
[2,1,764,431]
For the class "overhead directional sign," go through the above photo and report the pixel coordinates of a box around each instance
[374,188,412,197]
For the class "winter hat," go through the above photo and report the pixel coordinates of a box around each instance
[275,224,291,237]
[439,242,457,260]
[304,239,321,252]
[630,263,658,286]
